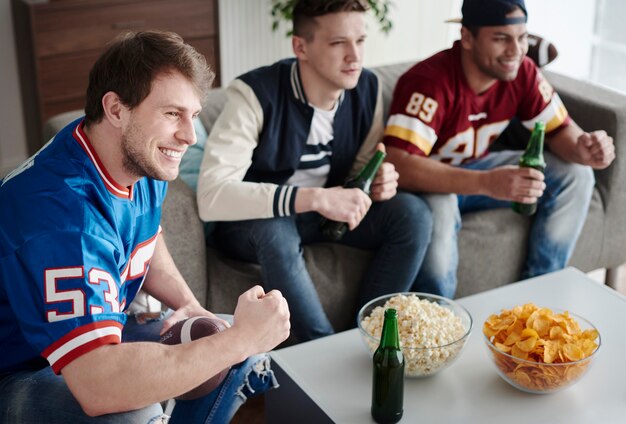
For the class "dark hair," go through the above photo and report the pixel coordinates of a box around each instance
[465,25,481,37]
[84,30,214,125]
[293,0,369,41]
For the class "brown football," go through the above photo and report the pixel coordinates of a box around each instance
[527,34,558,68]
[159,316,230,400]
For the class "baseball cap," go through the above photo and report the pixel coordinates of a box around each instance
[446,0,527,27]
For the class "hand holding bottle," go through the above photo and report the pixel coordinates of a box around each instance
[512,121,546,216]
[481,165,545,203]
[315,186,372,230]
[319,144,387,240]
[369,161,399,201]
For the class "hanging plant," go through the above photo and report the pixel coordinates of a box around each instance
[270,0,394,36]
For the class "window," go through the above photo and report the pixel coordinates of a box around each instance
[590,0,626,93]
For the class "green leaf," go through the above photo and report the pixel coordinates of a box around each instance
[269,0,394,35]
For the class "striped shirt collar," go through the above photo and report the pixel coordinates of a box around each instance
[290,61,345,107]
[73,120,134,200]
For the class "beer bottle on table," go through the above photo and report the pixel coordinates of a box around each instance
[320,149,386,240]
[371,308,404,424]
[512,121,546,216]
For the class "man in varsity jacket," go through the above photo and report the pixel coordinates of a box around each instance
[0,31,290,423]
[197,0,435,342]
[383,0,615,297]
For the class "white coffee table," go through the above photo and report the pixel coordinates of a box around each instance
[266,268,626,423]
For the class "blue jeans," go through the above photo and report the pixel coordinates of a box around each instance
[416,150,594,296]
[215,192,433,342]
[0,315,278,424]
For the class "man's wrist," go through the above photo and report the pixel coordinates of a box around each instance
[470,169,489,196]
[294,187,323,213]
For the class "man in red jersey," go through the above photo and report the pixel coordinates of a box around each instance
[383,0,614,297]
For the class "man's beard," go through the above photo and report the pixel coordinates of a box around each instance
[121,121,171,181]
[473,52,520,82]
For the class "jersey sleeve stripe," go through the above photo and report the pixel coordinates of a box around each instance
[545,101,569,132]
[50,334,121,374]
[42,320,123,374]
[384,114,436,155]
[522,94,569,133]
[384,125,434,155]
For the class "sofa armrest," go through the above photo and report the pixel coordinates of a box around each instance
[546,70,626,267]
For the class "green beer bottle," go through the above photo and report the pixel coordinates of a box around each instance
[371,308,404,424]
[320,149,386,240]
[512,121,546,216]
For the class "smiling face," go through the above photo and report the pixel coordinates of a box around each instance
[462,8,529,85]
[293,11,366,104]
[120,71,202,182]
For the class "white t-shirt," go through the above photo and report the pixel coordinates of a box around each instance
[286,102,338,188]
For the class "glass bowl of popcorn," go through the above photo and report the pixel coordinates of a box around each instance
[483,304,601,394]
[357,292,473,378]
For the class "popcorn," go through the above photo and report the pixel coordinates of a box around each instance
[360,294,468,377]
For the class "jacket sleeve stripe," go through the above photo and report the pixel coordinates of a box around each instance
[289,186,298,216]
[273,185,298,217]
[275,186,289,217]
[282,186,291,216]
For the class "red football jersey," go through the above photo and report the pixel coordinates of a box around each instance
[384,41,570,165]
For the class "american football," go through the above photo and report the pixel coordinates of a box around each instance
[159,316,230,400]
[527,34,558,67]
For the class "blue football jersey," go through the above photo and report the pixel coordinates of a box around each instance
[0,118,167,374]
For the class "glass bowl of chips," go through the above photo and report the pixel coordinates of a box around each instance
[358,292,472,378]
[483,304,600,394]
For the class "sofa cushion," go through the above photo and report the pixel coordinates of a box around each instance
[161,178,209,306]
[206,243,373,332]
[178,118,216,240]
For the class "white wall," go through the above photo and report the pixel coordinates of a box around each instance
[218,0,458,85]
[526,0,596,80]
[365,0,457,67]
[0,0,601,177]
[217,1,292,86]
[0,0,28,178]
[201,0,600,86]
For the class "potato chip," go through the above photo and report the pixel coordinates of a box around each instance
[515,328,538,353]
[483,303,600,392]
[511,344,529,360]
[543,340,559,364]
[531,314,552,337]
[562,343,584,361]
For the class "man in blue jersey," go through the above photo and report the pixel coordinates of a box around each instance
[0,31,290,423]
[197,0,434,343]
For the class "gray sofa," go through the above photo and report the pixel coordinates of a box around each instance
[44,62,626,333]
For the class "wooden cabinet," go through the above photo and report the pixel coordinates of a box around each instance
[12,0,220,154]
